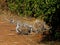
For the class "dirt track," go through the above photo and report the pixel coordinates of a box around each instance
[0,21,38,45]
[0,21,60,45]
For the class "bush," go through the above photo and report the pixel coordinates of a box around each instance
[7,0,60,18]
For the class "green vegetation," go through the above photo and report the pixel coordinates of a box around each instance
[7,0,59,20]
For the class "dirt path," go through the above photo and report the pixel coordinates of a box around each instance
[0,21,42,45]
[1,18,59,45]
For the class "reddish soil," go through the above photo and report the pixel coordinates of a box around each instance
[0,21,40,45]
